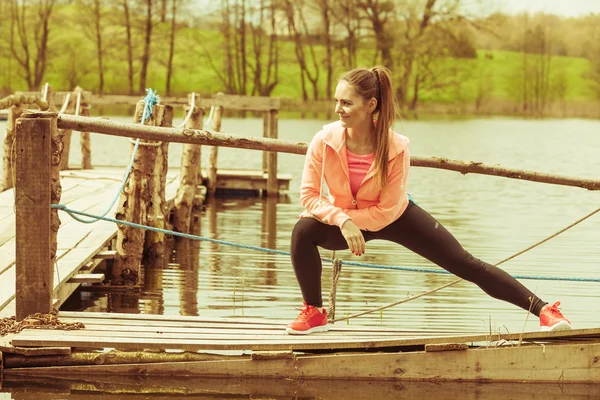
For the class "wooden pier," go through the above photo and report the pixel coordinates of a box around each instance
[0,168,180,319]
[1,100,600,385]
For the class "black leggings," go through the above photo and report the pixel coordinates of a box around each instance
[290,201,546,316]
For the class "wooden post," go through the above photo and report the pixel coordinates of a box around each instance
[14,112,55,320]
[1,104,23,191]
[266,109,278,196]
[79,104,92,169]
[113,101,172,285]
[73,87,93,169]
[262,112,269,177]
[172,105,204,233]
[58,94,73,170]
[206,106,223,195]
[144,105,173,264]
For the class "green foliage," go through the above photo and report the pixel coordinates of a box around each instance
[0,3,597,111]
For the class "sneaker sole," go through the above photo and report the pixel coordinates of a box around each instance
[285,324,329,335]
[540,320,572,332]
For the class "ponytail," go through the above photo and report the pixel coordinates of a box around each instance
[340,66,398,188]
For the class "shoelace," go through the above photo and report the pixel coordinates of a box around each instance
[545,302,564,318]
[295,306,317,321]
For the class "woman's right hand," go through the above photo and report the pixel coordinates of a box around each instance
[341,219,365,256]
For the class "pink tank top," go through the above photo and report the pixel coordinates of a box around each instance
[346,149,374,197]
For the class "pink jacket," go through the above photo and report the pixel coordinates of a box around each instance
[299,121,411,232]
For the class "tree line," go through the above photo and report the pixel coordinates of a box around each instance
[0,0,599,115]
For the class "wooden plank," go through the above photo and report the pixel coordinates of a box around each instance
[93,250,116,260]
[3,375,600,399]
[15,115,53,320]
[23,323,423,336]
[67,274,105,284]
[57,311,286,325]
[11,329,600,352]
[6,342,600,383]
[212,172,291,192]
[10,334,439,351]
[54,317,475,336]
[425,343,468,352]
[55,312,600,342]
[16,328,413,342]
[0,345,71,356]
[207,169,292,180]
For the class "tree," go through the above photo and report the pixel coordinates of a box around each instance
[406,27,463,112]
[283,0,320,100]
[165,0,178,96]
[315,0,333,99]
[138,0,153,94]
[120,0,135,94]
[331,0,362,69]
[207,0,248,94]
[516,16,553,116]
[393,0,455,109]
[78,0,107,94]
[357,0,395,69]
[247,0,279,96]
[9,0,58,90]
[583,16,600,101]
[202,0,280,96]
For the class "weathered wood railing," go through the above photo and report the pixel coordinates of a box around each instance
[57,113,600,191]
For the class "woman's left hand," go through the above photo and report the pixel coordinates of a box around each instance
[341,219,365,256]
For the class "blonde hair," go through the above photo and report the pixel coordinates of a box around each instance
[339,66,398,188]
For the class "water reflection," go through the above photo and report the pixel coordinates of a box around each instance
[261,194,278,288]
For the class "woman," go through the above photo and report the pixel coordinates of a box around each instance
[286,66,571,335]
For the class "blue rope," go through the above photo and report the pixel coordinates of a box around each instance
[72,89,160,224]
[51,204,600,284]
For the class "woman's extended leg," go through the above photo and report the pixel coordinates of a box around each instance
[373,202,571,331]
[373,202,548,314]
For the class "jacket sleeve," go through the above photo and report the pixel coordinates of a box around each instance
[343,147,410,231]
[300,133,351,228]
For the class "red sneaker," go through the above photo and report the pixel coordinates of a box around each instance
[539,301,572,332]
[285,302,329,335]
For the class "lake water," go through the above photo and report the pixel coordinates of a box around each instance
[1,115,600,398]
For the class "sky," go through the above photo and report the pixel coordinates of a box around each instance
[470,0,600,17]
[193,1,600,18]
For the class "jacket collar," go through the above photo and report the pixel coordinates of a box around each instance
[320,120,408,161]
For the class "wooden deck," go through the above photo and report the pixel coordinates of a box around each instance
[1,312,599,382]
[0,168,180,318]
[7,311,600,352]
[203,168,292,193]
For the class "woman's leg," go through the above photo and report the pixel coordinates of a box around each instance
[374,202,547,316]
[290,218,349,307]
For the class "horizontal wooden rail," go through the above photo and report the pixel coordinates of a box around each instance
[55,113,600,191]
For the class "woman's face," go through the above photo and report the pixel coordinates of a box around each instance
[334,80,376,129]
